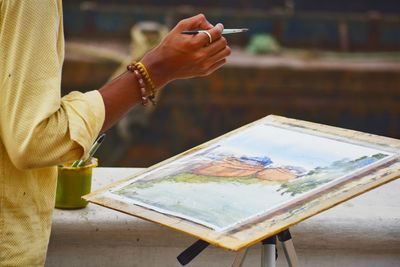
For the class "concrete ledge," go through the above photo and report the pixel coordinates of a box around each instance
[46,168,400,267]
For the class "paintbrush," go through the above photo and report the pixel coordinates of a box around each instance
[71,133,106,167]
[181,28,248,35]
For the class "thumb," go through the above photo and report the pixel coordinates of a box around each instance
[175,14,213,31]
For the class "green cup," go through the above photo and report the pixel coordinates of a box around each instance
[55,158,98,209]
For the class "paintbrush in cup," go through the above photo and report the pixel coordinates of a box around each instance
[71,133,106,168]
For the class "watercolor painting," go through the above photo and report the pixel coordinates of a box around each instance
[105,122,395,232]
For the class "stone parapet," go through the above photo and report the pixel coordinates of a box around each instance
[46,167,400,267]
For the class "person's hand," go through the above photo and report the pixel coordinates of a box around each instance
[140,14,231,88]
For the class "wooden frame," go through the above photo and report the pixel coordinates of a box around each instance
[84,115,400,251]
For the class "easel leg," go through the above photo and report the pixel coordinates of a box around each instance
[177,229,298,267]
[232,248,248,267]
[261,236,277,267]
[280,239,299,267]
[277,229,299,267]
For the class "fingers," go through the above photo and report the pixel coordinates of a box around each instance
[193,33,230,76]
[144,14,230,83]
[175,13,213,31]
[196,38,231,76]
[201,59,227,76]
[196,23,224,47]
[174,14,223,48]
[204,37,228,57]
[206,46,231,65]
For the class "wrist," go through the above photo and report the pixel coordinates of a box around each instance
[140,53,169,89]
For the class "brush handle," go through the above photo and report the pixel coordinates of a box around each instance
[181,28,248,35]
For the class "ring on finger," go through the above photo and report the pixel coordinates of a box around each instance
[200,30,212,44]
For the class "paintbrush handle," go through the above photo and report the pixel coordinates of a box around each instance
[181,28,248,35]
[71,133,106,168]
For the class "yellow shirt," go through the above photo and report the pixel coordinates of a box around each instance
[0,1,105,265]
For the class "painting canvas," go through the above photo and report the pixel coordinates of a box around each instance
[101,121,396,232]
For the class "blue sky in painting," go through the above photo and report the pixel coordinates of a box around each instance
[212,124,388,171]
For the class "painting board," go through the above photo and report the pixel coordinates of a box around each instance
[84,115,400,250]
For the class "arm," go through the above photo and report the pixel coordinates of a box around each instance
[0,3,229,169]
[0,1,104,169]
[99,14,231,131]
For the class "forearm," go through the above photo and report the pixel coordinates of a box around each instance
[98,70,145,132]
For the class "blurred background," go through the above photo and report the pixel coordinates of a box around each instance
[62,0,400,167]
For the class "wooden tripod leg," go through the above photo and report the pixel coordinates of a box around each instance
[278,229,299,267]
[232,247,248,267]
[281,239,299,267]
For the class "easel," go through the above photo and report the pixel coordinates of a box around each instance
[177,228,299,267]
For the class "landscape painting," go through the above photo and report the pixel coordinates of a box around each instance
[104,122,395,232]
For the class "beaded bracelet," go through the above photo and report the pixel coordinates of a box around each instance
[135,62,156,99]
[126,62,157,106]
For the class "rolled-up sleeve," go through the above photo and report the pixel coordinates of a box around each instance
[0,0,105,170]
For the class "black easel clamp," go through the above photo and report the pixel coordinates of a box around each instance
[177,239,210,266]
[177,228,298,267]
